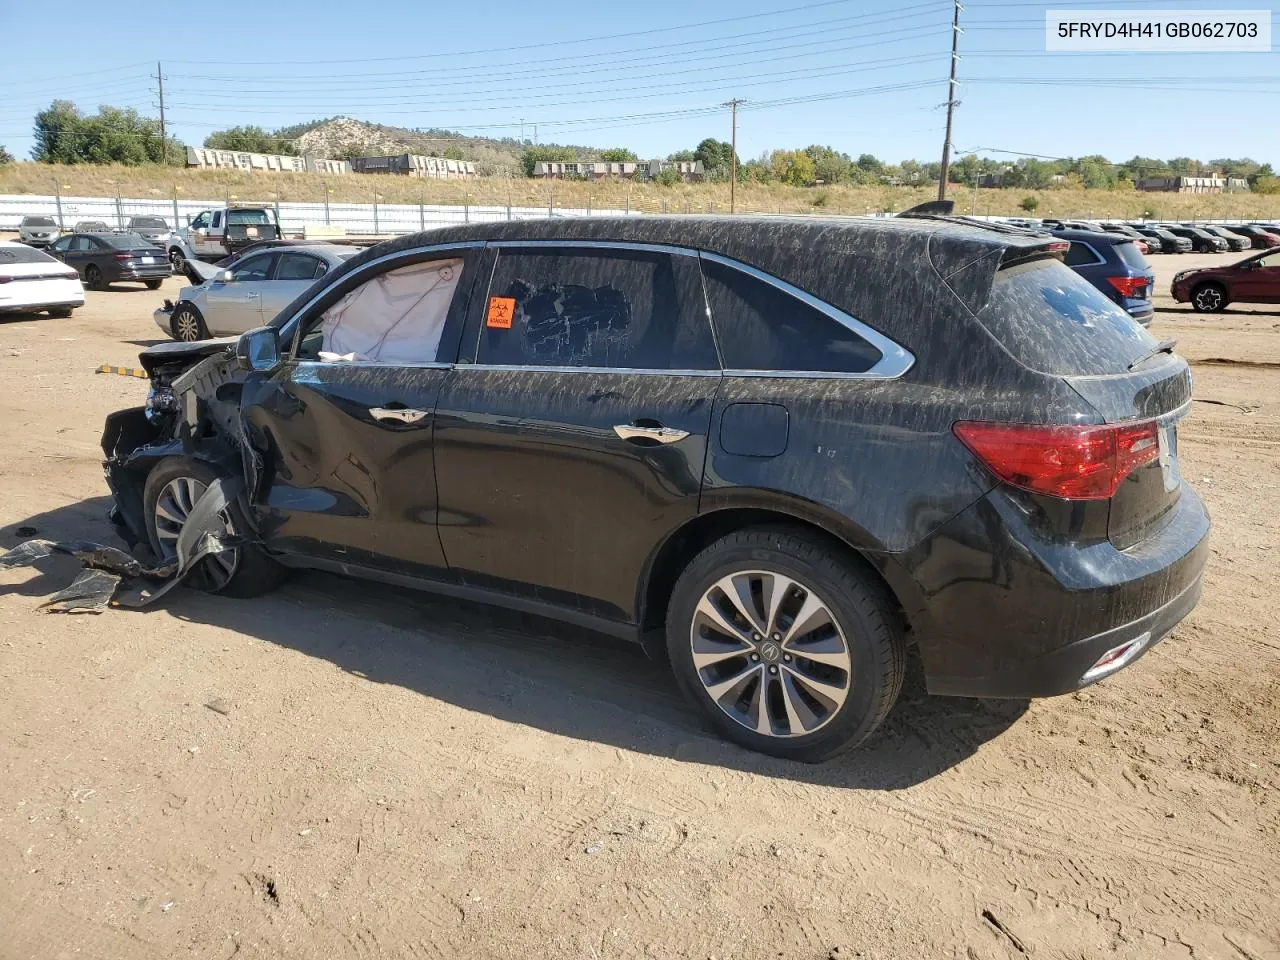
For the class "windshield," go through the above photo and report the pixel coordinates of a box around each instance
[227,209,273,225]
[130,217,168,228]
[23,217,57,227]
[0,245,57,265]
[977,258,1157,376]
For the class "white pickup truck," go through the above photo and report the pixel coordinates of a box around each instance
[166,205,282,271]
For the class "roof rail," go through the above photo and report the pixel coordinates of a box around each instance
[897,200,955,217]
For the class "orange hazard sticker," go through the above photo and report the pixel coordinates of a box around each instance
[486,297,515,329]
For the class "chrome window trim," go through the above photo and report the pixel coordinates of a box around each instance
[492,240,698,257]
[277,240,485,346]
[291,359,454,371]
[697,250,915,380]
[463,363,721,377]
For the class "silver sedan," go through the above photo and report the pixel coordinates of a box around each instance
[154,244,360,341]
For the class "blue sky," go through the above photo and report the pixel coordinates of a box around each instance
[2,0,1277,166]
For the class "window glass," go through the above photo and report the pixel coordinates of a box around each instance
[231,254,275,282]
[1256,255,1277,268]
[49,238,71,253]
[191,212,211,229]
[1063,242,1100,266]
[211,212,222,229]
[277,253,326,281]
[477,248,716,369]
[131,217,167,228]
[700,258,882,373]
[69,237,92,252]
[24,217,57,227]
[978,258,1155,376]
[227,209,272,225]
[0,245,57,264]
[1113,241,1149,269]
[104,234,160,250]
[305,258,465,364]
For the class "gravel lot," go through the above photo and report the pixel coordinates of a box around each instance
[1,250,1277,960]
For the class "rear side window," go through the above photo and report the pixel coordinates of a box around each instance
[1063,242,1102,266]
[700,258,882,373]
[978,259,1157,375]
[1113,241,1149,270]
[477,248,717,370]
[277,253,326,281]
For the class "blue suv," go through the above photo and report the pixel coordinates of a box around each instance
[1050,228,1156,326]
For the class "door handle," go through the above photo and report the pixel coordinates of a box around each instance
[613,423,689,444]
[370,407,428,424]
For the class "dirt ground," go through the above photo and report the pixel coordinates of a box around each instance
[1,251,1277,960]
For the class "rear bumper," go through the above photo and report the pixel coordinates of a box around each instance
[117,267,172,280]
[892,485,1211,699]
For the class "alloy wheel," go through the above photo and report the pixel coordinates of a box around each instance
[153,476,237,589]
[172,309,201,342]
[169,248,186,271]
[1193,286,1223,311]
[689,570,852,738]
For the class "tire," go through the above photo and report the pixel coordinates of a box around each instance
[1191,282,1228,313]
[142,456,284,599]
[47,306,74,318]
[145,278,163,290]
[85,264,105,291]
[168,247,186,272]
[170,303,208,342]
[665,528,905,762]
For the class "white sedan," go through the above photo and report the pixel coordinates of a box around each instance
[0,241,85,317]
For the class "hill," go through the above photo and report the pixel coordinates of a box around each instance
[271,116,610,175]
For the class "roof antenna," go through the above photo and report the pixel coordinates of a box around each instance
[898,200,955,217]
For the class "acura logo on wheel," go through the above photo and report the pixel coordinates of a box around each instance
[759,641,782,663]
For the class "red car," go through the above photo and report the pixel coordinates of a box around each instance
[1171,248,1280,312]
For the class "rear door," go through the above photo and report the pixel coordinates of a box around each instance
[258,251,329,321]
[204,252,276,333]
[241,243,482,575]
[432,241,721,625]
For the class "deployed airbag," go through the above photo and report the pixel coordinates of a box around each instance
[320,258,462,363]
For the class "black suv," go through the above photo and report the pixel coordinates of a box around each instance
[100,216,1209,761]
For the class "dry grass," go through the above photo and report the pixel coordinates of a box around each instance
[4,161,1280,221]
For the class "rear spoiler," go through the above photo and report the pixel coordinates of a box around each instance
[895,201,1067,265]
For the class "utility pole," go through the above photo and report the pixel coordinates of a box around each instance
[153,61,169,165]
[936,0,962,201]
[723,98,744,213]
[520,118,525,144]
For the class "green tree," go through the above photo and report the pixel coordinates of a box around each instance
[652,167,681,186]
[204,125,297,155]
[666,149,696,162]
[695,138,735,179]
[0,144,13,165]
[1019,195,1039,213]
[520,145,577,177]
[769,150,817,187]
[34,100,181,165]
[948,153,981,185]
[803,145,852,184]
[600,147,638,161]
[442,146,465,161]
[855,153,882,174]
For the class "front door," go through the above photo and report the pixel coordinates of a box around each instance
[433,242,721,624]
[1232,252,1280,302]
[240,246,481,577]
[204,252,275,334]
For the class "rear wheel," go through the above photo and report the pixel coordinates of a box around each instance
[170,303,208,342]
[666,528,905,762]
[142,457,283,598]
[144,278,163,290]
[85,264,105,291]
[1191,282,1228,313]
[47,305,74,318]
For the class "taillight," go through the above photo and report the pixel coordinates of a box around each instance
[953,420,1160,500]
[114,252,133,262]
[1134,241,1149,254]
[1106,275,1148,297]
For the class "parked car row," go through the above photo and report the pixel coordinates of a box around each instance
[14,216,177,249]
[1024,218,1280,255]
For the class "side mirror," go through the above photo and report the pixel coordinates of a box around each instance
[215,269,234,284]
[236,326,281,373]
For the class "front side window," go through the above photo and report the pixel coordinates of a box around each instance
[476,247,716,369]
[276,253,326,281]
[49,237,72,253]
[304,258,465,364]
[700,258,882,373]
[191,212,211,229]
[231,254,275,282]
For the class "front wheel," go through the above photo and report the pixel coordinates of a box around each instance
[145,278,163,290]
[168,247,186,272]
[142,456,284,598]
[1191,282,1228,313]
[666,528,905,762]
[170,303,208,342]
[48,306,74,318]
